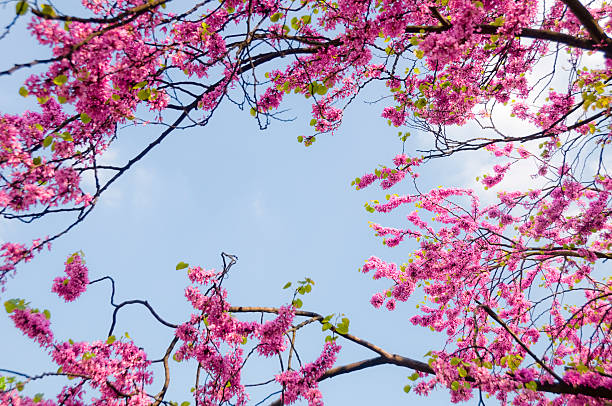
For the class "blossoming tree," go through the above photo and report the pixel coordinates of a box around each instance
[0,0,610,404]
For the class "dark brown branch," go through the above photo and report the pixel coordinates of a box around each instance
[428,7,450,27]
[109,299,178,337]
[233,306,612,404]
[152,336,180,406]
[401,24,611,55]
[560,0,611,45]
[523,248,612,260]
[270,355,612,404]
[478,304,565,383]
[230,306,390,357]
[31,0,169,24]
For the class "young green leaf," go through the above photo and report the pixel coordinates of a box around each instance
[42,135,53,148]
[80,113,92,124]
[137,88,151,101]
[53,75,68,86]
[16,1,28,15]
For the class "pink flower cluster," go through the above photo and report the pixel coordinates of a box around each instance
[10,308,53,348]
[174,266,337,405]
[51,254,89,302]
[356,150,612,403]
[275,342,341,406]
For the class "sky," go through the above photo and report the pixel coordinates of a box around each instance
[0,2,576,406]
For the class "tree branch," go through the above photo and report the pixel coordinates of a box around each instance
[559,0,611,45]
[31,0,169,24]
[477,303,565,383]
[232,305,612,404]
[152,336,180,406]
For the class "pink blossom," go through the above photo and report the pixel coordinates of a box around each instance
[10,308,53,348]
[52,254,89,302]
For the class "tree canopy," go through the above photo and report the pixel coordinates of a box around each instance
[0,0,611,405]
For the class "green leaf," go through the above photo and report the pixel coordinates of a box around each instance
[290,16,300,30]
[16,1,28,15]
[43,309,51,320]
[106,335,116,345]
[40,4,56,16]
[451,381,459,391]
[133,81,147,89]
[112,94,120,101]
[292,298,303,308]
[576,364,589,373]
[450,357,461,366]
[250,107,257,116]
[80,113,92,124]
[42,135,53,148]
[32,157,41,166]
[60,132,73,141]
[33,393,44,403]
[137,88,151,101]
[18,87,28,97]
[4,300,16,313]
[270,12,282,22]
[282,282,292,289]
[322,322,332,331]
[525,381,537,391]
[53,75,68,86]
[297,136,304,143]
[335,320,349,334]
[176,261,189,270]
[492,16,504,26]
[408,372,419,381]
[457,367,467,377]
[403,384,411,393]
[180,402,190,406]
[82,351,95,360]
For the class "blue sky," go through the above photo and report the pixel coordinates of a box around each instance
[0,3,546,405]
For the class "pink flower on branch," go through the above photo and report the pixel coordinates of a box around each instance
[52,253,89,302]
